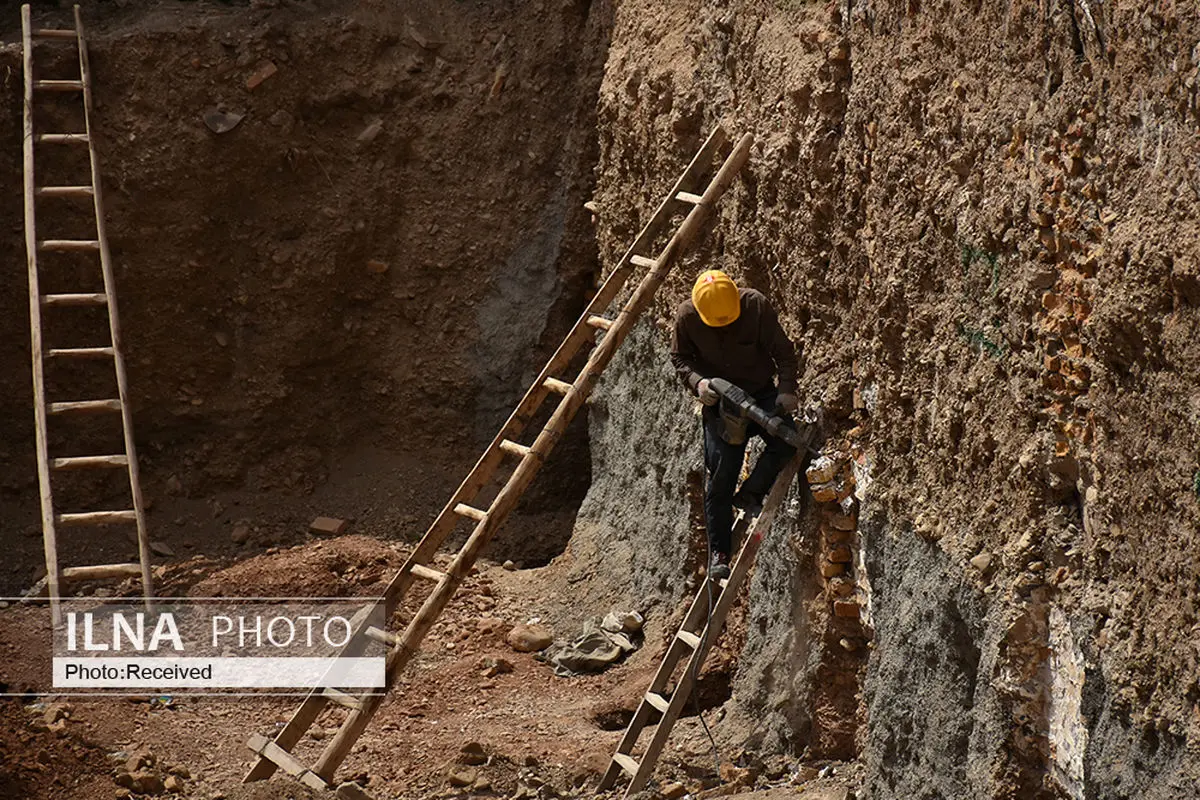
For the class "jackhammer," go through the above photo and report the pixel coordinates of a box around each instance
[707,377,815,452]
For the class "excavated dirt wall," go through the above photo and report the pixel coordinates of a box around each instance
[0,0,609,590]
[569,1,1200,797]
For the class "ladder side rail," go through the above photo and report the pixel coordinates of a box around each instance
[623,453,804,797]
[21,3,63,624]
[73,6,153,607]
[376,128,733,614]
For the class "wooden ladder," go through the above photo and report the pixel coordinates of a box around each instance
[242,125,754,790]
[21,4,153,622]
[598,444,812,798]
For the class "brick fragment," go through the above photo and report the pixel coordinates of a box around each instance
[820,561,845,578]
[829,545,853,564]
[833,600,860,618]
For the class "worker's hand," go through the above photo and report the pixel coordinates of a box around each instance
[776,392,798,414]
[696,379,719,406]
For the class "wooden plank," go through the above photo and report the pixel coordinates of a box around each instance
[629,255,656,268]
[60,563,141,581]
[612,753,639,778]
[47,346,113,358]
[49,399,122,414]
[36,185,94,198]
[362,626,399,647]
[644,691,669,714]
[498,439,531,458]
[42,293,107,307]
[76,4,154,610]
[34,79,83,91]
[677,630,701,649]
[543,377,572,395]
[52,454,128,470]
[246,735,328,790]
[58,510,137,526]
[453,503,487,522]
[586,315,613,331]
[676,190,705,204]
[39,239,99,251]
[32,28,77,39]
[409,564,445,583]
[323,688,364,712]
[22,2,62,626]
[35,133,89,144]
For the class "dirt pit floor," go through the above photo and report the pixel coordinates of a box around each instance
[0,534,860,800]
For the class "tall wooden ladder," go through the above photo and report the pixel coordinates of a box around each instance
[21,4,153,622]
[242,126,754,790]
[598,444,812,798]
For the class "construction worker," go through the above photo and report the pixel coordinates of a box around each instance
[670,270,799,580]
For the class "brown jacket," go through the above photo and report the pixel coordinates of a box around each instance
[670,288,799,396]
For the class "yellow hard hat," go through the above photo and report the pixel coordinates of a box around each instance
[692,270,740,327]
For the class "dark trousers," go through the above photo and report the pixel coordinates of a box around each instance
[702,386,796,557]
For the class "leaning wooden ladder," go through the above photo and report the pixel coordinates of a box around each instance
[21,4,153,622]
[243,126,754,789]
[598,446,811,798]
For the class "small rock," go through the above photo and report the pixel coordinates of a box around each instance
[458,741,487,766]
[131,770,164,795]
[357,119,384,144]
[661,781,687,799]
[149,541,175,558]
[165,475,182,495]
[214,332,230,347]
[502,560,516,571]
[230,526,251,545]
[970,553,993,572]
[479,656,514,677]
[473,776,492,791]
[506,623,552,653]
[164,774,183,793]
[336,782,375,800]
[268,110,294,128]
[310,517,349,536]
[447,767,477,787]
[366,259,389,274]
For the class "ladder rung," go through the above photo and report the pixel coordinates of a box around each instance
[498,439,531,459]
[57,510,137,526]
[47,347,114,359]
[409,563,446,582]
[543,377,572,395]
[41,293,108,307]
[52,454,128,470]
[453,503,488,522]
[676,191,705,204]
[61,563,141,581]
[363,626,399,647]
[644,691,670,713]
[34,79,84,91]
[245,735,328,790]
[39,239,100,252]
[49,399,122,414]
[323,688,364,712]
[36,133,89,144]
[612,753,640,778]
[586,315,613,331]
[33,28,78,40]
[630,255,656,268]
[36,185,94,198]
[677,630,701,649]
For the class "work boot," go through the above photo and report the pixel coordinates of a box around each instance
[709,551,731,581]
[732,489,764,518]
